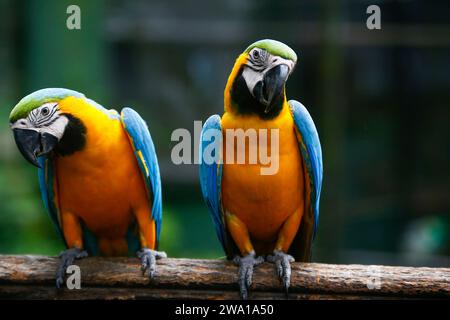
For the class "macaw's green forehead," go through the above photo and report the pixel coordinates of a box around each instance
[9,88,84,122]
[245,39,297,63]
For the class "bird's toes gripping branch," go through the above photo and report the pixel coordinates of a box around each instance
[233,252,264,300]
[137,248,167,279]
[267,250,295,294]
[56,248,88,289]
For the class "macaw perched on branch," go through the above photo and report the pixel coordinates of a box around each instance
[9,88,165,287]
[199,40,323,299]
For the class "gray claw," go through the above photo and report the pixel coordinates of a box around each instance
[56,248,88,289]
[233,252,264,300]
[137,248,167,279]
[267,250,295,293]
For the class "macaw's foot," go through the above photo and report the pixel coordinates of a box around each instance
[137,248,167,279]
[267,250,295,294]
[56,248,88,289]
[233,252,264,300]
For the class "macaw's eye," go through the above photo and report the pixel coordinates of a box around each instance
[252,50,260,60]
[41,107,49,116]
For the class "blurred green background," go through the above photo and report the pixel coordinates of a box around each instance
[0,0,449,266]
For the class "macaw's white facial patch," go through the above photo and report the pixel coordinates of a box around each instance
[10,102,69,140]
[242,67,263,95]
[242,48,296,95]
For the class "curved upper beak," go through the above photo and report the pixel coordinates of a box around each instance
[254,64,289,113]
[13,129,58,168]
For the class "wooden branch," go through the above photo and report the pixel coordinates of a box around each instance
[0,255,449,299]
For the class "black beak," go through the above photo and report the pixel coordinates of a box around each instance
[13,129,58,168]
[254,64,290,114]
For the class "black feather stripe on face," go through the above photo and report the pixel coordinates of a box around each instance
[248,48,268,70]
[55,114,87,156]
[34,107,58,127]
[30,103,59,127]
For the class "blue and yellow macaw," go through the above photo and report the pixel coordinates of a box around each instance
[200,40,323,299]
[9,88,165,287]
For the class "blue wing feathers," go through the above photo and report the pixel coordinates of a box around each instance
[199,115,226,251]
[37,156,66,244]
[289,100,323,239]
[121,107,163,244]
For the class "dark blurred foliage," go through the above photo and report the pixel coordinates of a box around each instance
[0,0,449,265]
